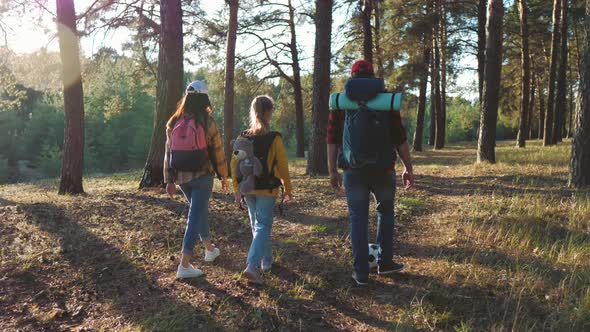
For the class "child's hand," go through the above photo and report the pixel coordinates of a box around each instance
[234,192,242,205]
[221,177,229,194]
[282,193,292,204]
[166,183,176,197]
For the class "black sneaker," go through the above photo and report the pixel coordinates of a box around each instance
[351,271,368,285]
[378,261,404,275]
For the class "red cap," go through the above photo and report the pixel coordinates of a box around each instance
[351,60,374,75]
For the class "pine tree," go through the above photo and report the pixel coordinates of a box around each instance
[57,0,85,195]
[477,0,504,163]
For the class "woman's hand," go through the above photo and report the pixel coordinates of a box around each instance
[166,183,177,197]
[221,177,229,195]
[282,193,292,204]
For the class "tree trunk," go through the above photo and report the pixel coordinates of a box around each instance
[527,71,536,140]
[57,0,85,195]
[307,0,333,175]
[413,35,431,152]
[569,0,590,188]
[374,0,384,76]
[569,64,575,136]
[516,0,530,148]
[362,0,374,63]
[139,0,183,188]
[429,43,436,146]
[433,0,444,150]
[477,0,503,163]
[437,2,447,150]
[538,76,546,140]
[223,0,239,173]
[477,0,487,103]
[287,0,305,158]
[554,0,568,143]
[544,0,561,146]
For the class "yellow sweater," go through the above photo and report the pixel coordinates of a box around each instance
[231,135,292,197]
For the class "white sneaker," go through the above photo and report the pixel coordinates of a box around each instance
[204,247,220,262]
[176,264,204,279]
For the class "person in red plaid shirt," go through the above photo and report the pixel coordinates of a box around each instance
[327,60,414,285]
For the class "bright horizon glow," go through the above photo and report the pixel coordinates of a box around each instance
[3,0,477,101]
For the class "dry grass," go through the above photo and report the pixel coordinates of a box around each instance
[1,139,588,331]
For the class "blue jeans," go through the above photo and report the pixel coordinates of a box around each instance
[244,195,276,266]
[179,175,214,254]
[343,169,396,279]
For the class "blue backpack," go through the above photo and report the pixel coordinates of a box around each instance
[340,78,396,169]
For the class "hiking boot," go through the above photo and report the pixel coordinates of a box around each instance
[204,247,220,262]
[176,264,204,279]
[377,261,404,275]
[351,271,368,285]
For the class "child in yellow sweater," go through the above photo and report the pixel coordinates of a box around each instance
[231,95,292,285]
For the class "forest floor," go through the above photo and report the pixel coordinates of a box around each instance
[1,140,589,331]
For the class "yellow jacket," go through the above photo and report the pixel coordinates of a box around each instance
[231,134,292,197]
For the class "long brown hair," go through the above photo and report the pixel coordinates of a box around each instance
[246,95,274,135]
[166,93,212,130]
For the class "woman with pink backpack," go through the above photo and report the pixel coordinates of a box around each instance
[164,80,229,279]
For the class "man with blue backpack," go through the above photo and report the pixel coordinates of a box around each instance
[327,60,414,285]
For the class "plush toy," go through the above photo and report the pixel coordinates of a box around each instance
[232,136,262,195]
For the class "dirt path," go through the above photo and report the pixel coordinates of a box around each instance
[1,142,584,331]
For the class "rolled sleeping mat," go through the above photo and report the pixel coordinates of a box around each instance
[329,92,403,112]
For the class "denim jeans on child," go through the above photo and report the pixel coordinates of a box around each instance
[179,175,214,254]
[343,168,396,279]
[244,195,276,266]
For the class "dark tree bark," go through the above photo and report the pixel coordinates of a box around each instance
[139,0,183,188]
[287,0,305,158]
[433,0,444,150]
[438,2,447,150]
[223,0,239,172]
[544,0,562,146]
[57,0,85,195]
[477,0,487,103]
[538,76,546,140]
[569,0,590,188]
[362,0,374,63]
[413,36,431,152]
[307,0,333,175]
[477,0,504,163]
[569,64,575,137]
[374,0,384,76]
[516,0,530,148]
[527,71,536,140]
[429,44,436,146]
[554,0,569,143]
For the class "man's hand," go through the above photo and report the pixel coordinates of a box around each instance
[166,183,177,197]
[401,167,414,189]
[330,171,343,190]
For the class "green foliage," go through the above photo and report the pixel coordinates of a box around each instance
[0,156,9,183]
[37,145,62,178]
[0,48,156,183]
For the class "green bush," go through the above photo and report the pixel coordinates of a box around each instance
[37,145,62,178]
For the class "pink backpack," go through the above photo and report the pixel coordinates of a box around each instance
[169,116,209,172]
